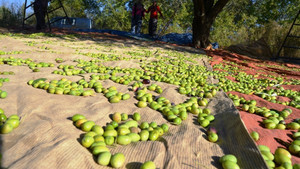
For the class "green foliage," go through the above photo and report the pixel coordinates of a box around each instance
[210,0,299,58]
[0,4,23,27]
[0,0,299,58]
[48,0,88,18]
[93,0,131,31]
[210,0,258,47]
[90,0,193,34]
[249,0,300,24]
[159,0,193,34]
[260,21,300,58]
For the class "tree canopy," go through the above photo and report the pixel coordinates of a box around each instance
[1,0,299,51]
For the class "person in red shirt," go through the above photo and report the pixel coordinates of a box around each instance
[131,0,146,34]
[146,0,164,37]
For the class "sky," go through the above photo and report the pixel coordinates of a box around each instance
[1,0,24,7]
[1,0,33,13]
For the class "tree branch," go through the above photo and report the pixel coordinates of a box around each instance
[208,0,229,19]
[205,0,214,15]
[193,0,205,17]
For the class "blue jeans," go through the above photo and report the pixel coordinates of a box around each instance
[131,15,143,34]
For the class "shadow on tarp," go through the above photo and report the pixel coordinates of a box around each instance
[208,91,268,169]
[126,162,143,169]
[0,135,2,168]
[0,133,9,169]
[211,156,222,168]
[3,27,203,56]
[274,137,291,148]
[72,28,201,55]
[74,29,193,46]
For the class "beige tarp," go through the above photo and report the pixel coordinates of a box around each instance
[0,33,267,169]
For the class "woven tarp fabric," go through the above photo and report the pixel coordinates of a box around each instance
[0,34,267,169]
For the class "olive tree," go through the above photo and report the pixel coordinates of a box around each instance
[192,0,229,48]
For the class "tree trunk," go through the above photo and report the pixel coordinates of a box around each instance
[192,15,213,48]
[192,0,229,48]
[34,0,48,30]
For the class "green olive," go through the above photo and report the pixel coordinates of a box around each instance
[137,101,147,108]
[122,93,130,100]
[94,135,105,142]
[140,161,156,169]
[81,136,95,148]
[72,114,86,122]
[97,152,112,166]
[92,146,110,155]
[81,121,95,132]
[0,91,7,99]
[117,127,130,136]
[103,129,118,137]
[5,119,20,129]
[110,153,125,168]
[74,118,87,128]
[109,96,121,103]
[127,133,140,142]
[140,122,149,130]
[149,130,159,141]
[250,131,259,141]
[112,112,122,123]
[133,112,141,121]
[0,114,7,123]
[219,154,238,163]
[104,136,114,146]
[116,135,131,145]
[0,123,13,134]
[121,113,128,121]
[92,125,104,135]
[139,130,150,141]
[173,117,182,125]
[208,133,218,142]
